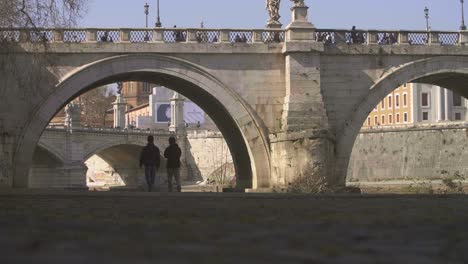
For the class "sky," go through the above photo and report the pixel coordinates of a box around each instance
[80,0,463,31]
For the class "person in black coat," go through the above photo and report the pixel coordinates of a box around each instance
[164,136,182,192]
[139,135,161,192]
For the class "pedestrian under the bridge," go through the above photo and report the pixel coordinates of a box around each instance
[164,136,182,192]
[139,136,161,192]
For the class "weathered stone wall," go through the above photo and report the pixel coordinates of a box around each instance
[185,131,234,184]
[348,125,468,182]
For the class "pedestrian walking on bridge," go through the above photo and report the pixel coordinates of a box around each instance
[140,135,161,192]
[164,136,182,192]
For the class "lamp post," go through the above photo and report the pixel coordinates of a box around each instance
[144,2,149,28]
[461,0,467,30]
[424,6,430,32]
[144,2,150,41]
[155,0,162,27]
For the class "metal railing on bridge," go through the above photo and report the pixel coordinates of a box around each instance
[0,28,286,44]
[1,27,467,46]
[314,29,462,46]
[45,125,174,136]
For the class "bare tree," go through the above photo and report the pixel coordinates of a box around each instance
[80,87,115,128]
[0,0,88,28]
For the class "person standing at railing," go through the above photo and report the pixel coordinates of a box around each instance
[350,26,358,44]
[172,25,185,42]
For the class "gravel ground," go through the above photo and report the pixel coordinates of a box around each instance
[0,191,467,264]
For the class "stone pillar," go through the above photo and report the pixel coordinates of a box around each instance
[149,87,158,119]
[60,163,88,189]
[169,92,186,134]
[460,30,468,45]
[0,126,14,187]
[270,130,336,192]
[286,2,315,41]
[435,86,445,122]
[445,89,452,121]
[271,4,338,191]
[113,95,127,129]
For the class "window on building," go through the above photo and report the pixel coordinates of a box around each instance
[395,95,400,108]
[422,111,429,121]
[367,117,371,126]
[381,115,385,125]
[403,112,408,123]
[388,95,392,108]
[389,114,393,124]
[381,98,385,110]
[455,112,462,121]
[403,83,407,88]
[421,93,429,107]
[396,113,400,123]
[403,93,408,107]
[453,92,462,107]
[374,116,378,126]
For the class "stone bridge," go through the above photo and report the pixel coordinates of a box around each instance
[32,127,174,188]
[2,4,468,190]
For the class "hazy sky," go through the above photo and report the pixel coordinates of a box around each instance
[80,0,463,31]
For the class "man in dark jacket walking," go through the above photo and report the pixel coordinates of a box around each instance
[164,136,182,192]
[140,135,161,192]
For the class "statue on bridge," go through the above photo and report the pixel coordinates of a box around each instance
[290,0,305,7]
[116,82,123,95]
[64,102,81,129]
[266,0,281,27]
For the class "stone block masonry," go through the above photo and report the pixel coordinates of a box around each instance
[348,124,468,182]
[185,131,234,184]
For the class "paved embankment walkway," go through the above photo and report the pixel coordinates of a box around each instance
[0,190,467,263]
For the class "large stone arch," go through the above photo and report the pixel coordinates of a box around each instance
[335,56,468,184]
[14,54,271,189]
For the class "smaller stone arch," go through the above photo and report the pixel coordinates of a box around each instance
[82,140,147,163]
[34,143,65,167]
[335,56,468,184]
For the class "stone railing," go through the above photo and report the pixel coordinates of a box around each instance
[360,121,468,133]
[0,28,286,44]
[45,125,174,136]
[2,27,467,46]
[315,29,467,46]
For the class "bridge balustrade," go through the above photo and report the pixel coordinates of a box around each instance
[45,125,174,136]
[0,28,286,44]
[1,28,466,46]
[315,29,463,46]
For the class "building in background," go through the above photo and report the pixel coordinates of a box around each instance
[364,83,468,128]
[121,82,152,109]
[124,86,216,130]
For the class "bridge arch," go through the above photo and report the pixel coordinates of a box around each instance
[336,56,468,184]
[15,54,271,189]
[83,140,147,163]
[33,144,64,168]
[35,142,65,165]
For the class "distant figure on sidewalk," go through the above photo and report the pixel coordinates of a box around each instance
[139,135,161,192]
[164,136,182,192]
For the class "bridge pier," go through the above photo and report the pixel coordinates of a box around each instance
[0,133,14,187]
[29,163,88,189]
[270,130,336,191]
[271,29,340,190]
